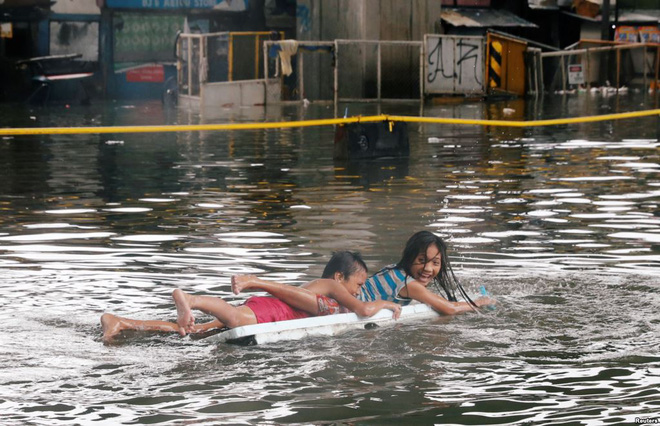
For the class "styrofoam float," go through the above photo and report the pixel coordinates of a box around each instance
[209,303,440,345]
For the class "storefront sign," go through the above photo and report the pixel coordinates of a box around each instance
[567,64,584,85]
[126,65,164,82]
[105,0,247,11]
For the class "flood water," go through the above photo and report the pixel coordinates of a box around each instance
[0,94,659,425]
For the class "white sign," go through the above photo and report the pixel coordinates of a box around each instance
[1,22,12,39]
[425,35,485,95]
[567,63,584,85]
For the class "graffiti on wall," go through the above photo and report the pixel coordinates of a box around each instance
[425,35,484,95]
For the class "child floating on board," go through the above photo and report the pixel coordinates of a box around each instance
[101,232,495,343]
[101,251,400,343]
[248,231,496,315]
[357,230,495,314]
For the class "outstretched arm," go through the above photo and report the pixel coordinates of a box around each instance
[355,300,402,319]
[315,281,401,319]
[232,275,401,319]
[400,282,495,316]
[232,275,322,315]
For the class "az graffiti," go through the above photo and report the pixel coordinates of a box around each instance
[427,37,483,88]
[455,38,482,86]
[427,37,454,83]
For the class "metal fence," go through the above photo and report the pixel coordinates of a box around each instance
[263,40,335,102]
[177,31,281,97]
[335,40,423,103]
[263,39,423,103]
[542,40,660,92]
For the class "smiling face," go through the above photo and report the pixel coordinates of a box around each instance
[335,268,368,297]
[409,243,442,286]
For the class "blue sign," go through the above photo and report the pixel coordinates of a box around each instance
[105,0,248,11]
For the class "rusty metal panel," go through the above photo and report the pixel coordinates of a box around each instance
[487,33,527,96]
[425,35,485,95]
[505,40,527,96]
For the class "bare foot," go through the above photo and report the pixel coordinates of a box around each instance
[101,313,125,343]
[189,320,224,333]
[231,275,259,295]
[172,289,195,336]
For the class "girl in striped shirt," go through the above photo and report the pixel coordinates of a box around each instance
[358,231,495,315]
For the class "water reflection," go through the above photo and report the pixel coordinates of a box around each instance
[0,95,659,424]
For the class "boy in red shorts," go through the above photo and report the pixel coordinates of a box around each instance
[101,251,400,342]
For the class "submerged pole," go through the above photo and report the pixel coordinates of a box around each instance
[616,49,620,90]
[600,0,611,42]
[600,0,611,86]
[561,55,566,93]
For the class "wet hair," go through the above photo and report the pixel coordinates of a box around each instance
[322,251,368,280]
[396,230,476,307]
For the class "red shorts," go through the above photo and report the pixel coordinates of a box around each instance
[244,295,343,324]
[245,296,310,324]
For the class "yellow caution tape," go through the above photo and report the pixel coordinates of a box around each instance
[0,116,384,136]
[389,109,660,127]
[1,109,659,136]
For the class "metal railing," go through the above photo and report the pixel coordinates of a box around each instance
[263,39,424,104]
[541,39,660,92]
[177,31,282,97]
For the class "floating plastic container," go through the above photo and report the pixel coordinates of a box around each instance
[334,121,409,160]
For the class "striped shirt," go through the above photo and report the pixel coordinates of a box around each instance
[357,265,414,305]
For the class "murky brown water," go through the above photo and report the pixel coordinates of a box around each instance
[0,94,659,424]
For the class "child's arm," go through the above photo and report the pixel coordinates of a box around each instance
[401,281,495,315]
[323,283,401,319]
[231,275,402,319]
[361,300,402,319]
[232,275,324,315]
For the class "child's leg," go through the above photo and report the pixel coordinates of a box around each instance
[172,289,257,334]
[231,275,320,315]
[189,319,224,333]
[100,313,223,342]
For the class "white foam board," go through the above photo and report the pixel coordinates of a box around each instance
[209,303,440,345]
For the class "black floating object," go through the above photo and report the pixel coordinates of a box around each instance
[334,121,409,160]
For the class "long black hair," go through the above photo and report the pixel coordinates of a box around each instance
[396,231,477,308]
[322,251,367,280]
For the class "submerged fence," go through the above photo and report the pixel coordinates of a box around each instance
[262,40,335,103]
[264,39,424,103]
[177,32,660,104]
[177,31,281,98]
[335,40,423,103]
[541,40,660,92]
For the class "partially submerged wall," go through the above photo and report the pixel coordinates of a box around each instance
[297,0,441,100]
[179,78,279,109]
